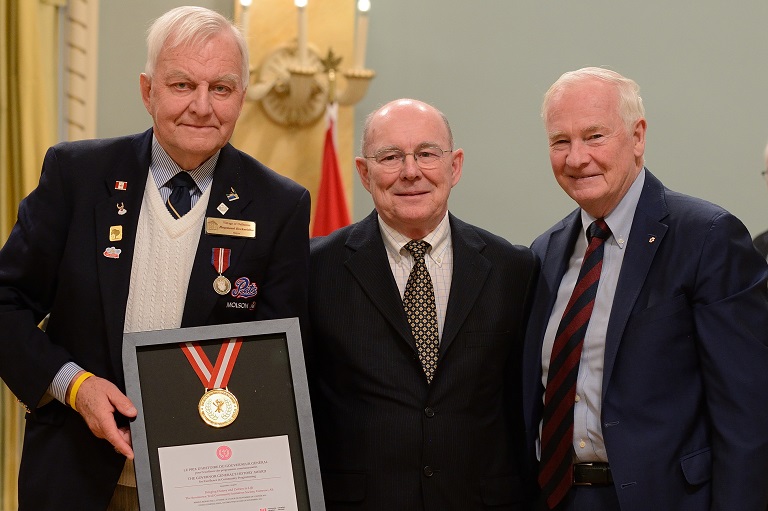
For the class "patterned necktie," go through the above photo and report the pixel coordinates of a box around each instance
[403,240,440,383]
[538,219,612,509]
[166,172,196,219]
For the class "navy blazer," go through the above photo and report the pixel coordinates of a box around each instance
[0,129,310,511]
[523,169,768,510]
[309,212,539,511]
[753,229,768,258]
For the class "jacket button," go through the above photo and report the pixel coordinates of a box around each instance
[423,466,434,477]
[424,407,435,418]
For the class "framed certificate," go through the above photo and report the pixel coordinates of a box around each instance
[122,318,325,511]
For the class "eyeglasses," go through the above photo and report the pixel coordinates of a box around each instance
[364,146,453,170]
[762,170,768,178]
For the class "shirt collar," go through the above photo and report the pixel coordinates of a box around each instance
[150,135,217,193]
[580,167,646,249]
[379,212,452,266]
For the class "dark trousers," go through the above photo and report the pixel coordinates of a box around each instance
[541,485,621,511]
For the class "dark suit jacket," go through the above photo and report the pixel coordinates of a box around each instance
[753,229,768,258]
[308,211,538,511]
[0,129,310,511]
[523,169,768,510]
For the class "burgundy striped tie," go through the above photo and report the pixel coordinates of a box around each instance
[538,219,611,509]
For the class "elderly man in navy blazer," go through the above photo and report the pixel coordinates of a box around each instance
[309,98,538,510]
[523,67,768,510]
[0,7,309,510]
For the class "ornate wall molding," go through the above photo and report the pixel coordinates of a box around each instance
[64,0,99,141]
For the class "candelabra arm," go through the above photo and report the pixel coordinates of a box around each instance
[250,44,327,127]
[337,69,376,106]
[247,45,375,125]
[247,78,277,101]
[286,66,320,108]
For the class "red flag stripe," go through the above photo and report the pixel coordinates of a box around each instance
[312,104,351,237]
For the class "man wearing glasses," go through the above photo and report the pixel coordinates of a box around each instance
[308,98,538,510]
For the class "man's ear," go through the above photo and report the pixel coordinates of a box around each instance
[355,157,372,193]
[450,148,464,187]
[140,73,153,114]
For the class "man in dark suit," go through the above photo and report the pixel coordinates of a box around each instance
[309,98,538,510]
[523,67,768,510]
[0,7,309,510]
[753,140,768,258]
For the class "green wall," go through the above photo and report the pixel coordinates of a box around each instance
[98,1,768,245]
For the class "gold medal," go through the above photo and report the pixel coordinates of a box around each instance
[213,275,232,295]
[182,338,243,428]
[198,388,239,427]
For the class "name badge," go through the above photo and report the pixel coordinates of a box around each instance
[205,217,256,238]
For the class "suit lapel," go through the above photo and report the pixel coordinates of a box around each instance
[439,215,491,356]
[528,211,582,361]
[341,214,497,358]
[96,130,153,379]
[344,213,416,351]
[602,171,668,393]
[182,144,252,326]
[522,211,581,435]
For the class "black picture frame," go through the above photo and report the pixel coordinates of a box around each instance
[122,318,324,510]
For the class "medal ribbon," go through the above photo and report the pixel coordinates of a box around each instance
[181,338,243,389]
[212,248,231,275]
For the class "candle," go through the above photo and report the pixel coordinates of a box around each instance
[295,0,309,65]
[354,0,371,69]
[239,0,251,43]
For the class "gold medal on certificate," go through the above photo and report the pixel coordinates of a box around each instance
[212,248,232,296]
[198,388,239,427]
[180,338,243,428]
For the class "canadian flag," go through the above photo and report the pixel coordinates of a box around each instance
[311,103,351,237]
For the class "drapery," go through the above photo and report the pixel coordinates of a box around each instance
[0,0,61,507]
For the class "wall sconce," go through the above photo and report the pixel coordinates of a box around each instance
[242,0,375,128]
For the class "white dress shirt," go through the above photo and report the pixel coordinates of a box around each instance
[378,213,453,341]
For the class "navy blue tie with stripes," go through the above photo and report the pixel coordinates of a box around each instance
[538,219,611,509]
[166,172,195,219]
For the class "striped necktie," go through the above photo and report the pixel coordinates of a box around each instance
[166,172,196,219]
[538,219,611,509]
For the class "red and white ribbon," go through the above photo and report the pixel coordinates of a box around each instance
[212,248,231,275]
[181,337,242,389]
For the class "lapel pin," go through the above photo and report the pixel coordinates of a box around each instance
[103,247,121,259]
[648,236,656,243]
[117,202,127,215]
[109,225,123,242]
[217,203,229,215]
[115,181,128,191]
[226,187,239,201]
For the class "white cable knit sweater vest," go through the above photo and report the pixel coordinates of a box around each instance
[124,174,211,334]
